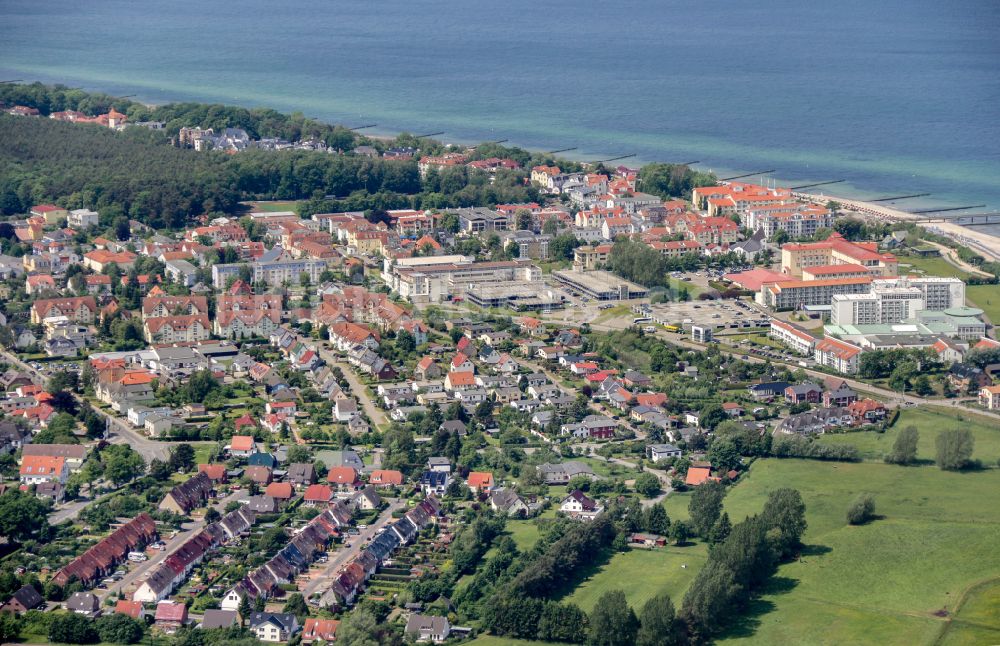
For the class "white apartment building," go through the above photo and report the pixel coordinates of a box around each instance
[877,276,965,311]
[212,258,326,288]
[68,209,100,228]
[831,277,965,326]
[769,319,818,355]
[384,256,541,303]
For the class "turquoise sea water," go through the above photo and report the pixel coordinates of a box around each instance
[1,0,999,216]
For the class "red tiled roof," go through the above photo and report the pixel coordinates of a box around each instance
[327,467,359,485]
[369,469,404,486]
[264,482,293,499]
[230,435,255,451]
[467,472,494,489]
[115,600,144,619]
[197,464,227,481]
[303,484,333,502]
[685,467,713,486]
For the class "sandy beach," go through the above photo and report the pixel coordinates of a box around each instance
[800,192,1000,262]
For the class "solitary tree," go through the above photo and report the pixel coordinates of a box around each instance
[935,428,975,470]
[169,443,196,472]
[634,472,661,498]
[669,520,690,546]
[846,494,876,525]
[885,426,918,465]
[759,488,807,558]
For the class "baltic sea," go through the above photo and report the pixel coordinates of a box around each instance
[1,0,998,223]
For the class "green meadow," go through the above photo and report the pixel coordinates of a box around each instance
[817,407,1000,464]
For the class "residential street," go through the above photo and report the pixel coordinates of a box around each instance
[519,356,648,440]
[49,494,105,525]
[583,318,1000,420]
[0,349,171,462]
[101,489,247,600]
[299,498,405,597]
[289,331,390,431]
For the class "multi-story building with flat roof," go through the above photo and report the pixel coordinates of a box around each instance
[759,276,872,310]
[830,276,966,326]
[780,233,898,278]
[769,319,818,355]
[383,256,540,303]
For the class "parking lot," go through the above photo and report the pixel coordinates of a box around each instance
[638,299,771,331]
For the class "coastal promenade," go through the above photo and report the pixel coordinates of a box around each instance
[799,192,1000,262]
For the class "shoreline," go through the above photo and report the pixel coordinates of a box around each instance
[800,192,1000,263]
[8,78,1000,261]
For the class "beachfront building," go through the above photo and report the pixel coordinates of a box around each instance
[780,233,899,278]
[741,204,834,240]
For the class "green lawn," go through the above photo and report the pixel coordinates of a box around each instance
[560,545,707,613]
[191,442,218,466]
[711,458,1000,644]
[817,407,1000,464]
[467,637,554,646]
[896,255,974,280]
[967,284,1000,324]
[506,509,557,553]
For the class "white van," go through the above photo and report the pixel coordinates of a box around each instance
[128,551,147,562]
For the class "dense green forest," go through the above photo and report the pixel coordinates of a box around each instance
[0,115,239,227]
[0,114,540,225]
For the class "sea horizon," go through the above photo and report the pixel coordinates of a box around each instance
[2,0,998,226]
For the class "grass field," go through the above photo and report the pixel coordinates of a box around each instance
[710,458,1000,644]
[817,407,1000,464]
[561,544,707,613]
[897,255,974,281]
[505,508,557,553]
[472,456,1000,645]
[467,636,554,646]
[937,579,1000,645]
[967,284,1000,324]
[191,442,217,466]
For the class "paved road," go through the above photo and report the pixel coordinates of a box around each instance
[300,498,405,598]
[581,317,1000,420]
[1,349,171,462]
[331,360,390,431]
[519,356,648,440]
[102,489,246,600]
[49,494,104,525]
[289,332,390,430]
